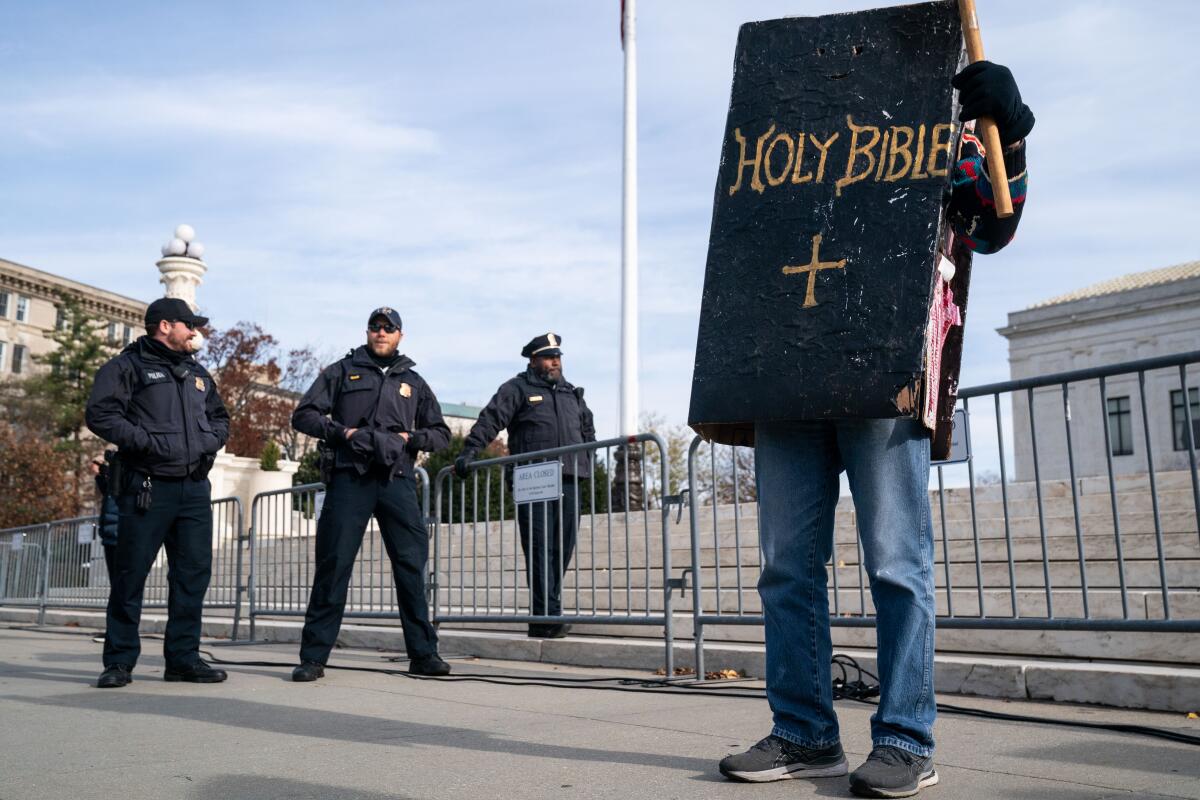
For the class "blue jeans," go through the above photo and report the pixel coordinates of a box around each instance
[755,418,936,757]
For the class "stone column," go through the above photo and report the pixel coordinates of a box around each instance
[157,223,207,312]
[156,256,207,312]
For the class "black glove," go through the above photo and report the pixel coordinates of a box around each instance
[454,452,475,479]
[952,60,1034,146]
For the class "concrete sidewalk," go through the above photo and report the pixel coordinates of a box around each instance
[1,626,1198,800]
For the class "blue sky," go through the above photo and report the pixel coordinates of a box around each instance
[2,1,1197,440]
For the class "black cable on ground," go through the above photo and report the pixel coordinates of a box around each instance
[9,627,1197,748]
[196,648,1200,747]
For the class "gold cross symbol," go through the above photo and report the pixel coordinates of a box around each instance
[781,233,847,308]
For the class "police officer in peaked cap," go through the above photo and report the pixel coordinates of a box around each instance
[290,306,452,680]
[456,333,596,638]
[85,297,231,688]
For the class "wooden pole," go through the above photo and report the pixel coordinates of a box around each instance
[958,0,1014,217]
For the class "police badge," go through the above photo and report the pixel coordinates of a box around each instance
[399,382,413,398]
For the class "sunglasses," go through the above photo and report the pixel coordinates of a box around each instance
[368,323,399,334]
[170,319,198,331]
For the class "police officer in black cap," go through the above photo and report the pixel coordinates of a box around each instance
[290,307,452,680]
[456,333,596,638]
[85,297,230,688]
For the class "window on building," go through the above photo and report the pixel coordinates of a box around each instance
[107,321,119,344]
[1171,388,1200,452]
[0,341,6,372]
[1106,396,1133,456]
[0,291,9,318]
[56,306,67,331]
[12,344,27,375]
[15,295,29,323]
[123,324,133,345]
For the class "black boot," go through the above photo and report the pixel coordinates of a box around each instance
[292,661,326,682]
[164,658,228,683]
[408,653,451,676]
[96,664,133,689]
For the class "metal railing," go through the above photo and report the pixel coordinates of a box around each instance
[245,468,430,640]
[686,351,1200,675]
[0,525,49,624]
[432,433,682,673]
[0,497,244,631]
[3,354,1197,677]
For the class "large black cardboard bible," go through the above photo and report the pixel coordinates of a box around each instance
[688,1,969,454]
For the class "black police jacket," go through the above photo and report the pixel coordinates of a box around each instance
[85,337,230,478]
[291,347,451,479]
[463,368,596,477]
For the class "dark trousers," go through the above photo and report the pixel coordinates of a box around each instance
[516,482,579,616]
[103,544,117,587]
[104,475,212,669]
[300,469,437,664]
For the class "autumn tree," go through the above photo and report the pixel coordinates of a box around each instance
[0,422,75,527]
[0,292,115,515]
[639,411,692,508]
[196,322,319,459]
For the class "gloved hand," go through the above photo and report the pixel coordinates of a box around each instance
[951,60,1034,146]
[454,451,475,479]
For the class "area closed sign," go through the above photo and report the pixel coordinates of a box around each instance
[513,461,562,504]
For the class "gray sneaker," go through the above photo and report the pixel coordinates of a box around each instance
[719,735,848,782]
[849,745,938,797]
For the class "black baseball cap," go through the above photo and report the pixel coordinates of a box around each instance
[145,297,209,329]
[368,306,403,330]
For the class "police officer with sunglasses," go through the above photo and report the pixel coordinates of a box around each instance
[290,307,453,680]
[85,297,230,688]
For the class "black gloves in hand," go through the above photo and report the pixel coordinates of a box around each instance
[952,60,1034,146]
[454,452,475,479]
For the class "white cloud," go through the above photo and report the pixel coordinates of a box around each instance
[5,77,438,153]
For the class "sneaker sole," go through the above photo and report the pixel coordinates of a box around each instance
[850,768,939,798]
[722,757,849,782]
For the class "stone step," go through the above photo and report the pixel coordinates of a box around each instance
[421,530,1200,570]
[424,556,1200,589]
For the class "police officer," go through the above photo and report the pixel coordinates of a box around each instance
[291,307,452,680]
[85,297,230,688]
[88,450,121,644]
[456,333,596,638]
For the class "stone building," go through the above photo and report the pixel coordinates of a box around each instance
[0,258,146,378]
[998,260,1200,480]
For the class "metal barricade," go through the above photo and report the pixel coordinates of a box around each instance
[246,469,430,640]
[685,351,1200,676]
[0,498,243,628]
[0,524,49,624]
[432,433,681,673]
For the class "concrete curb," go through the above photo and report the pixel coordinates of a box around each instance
[3,606,1197,713]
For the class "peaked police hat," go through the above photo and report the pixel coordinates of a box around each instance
[521,332,563,359]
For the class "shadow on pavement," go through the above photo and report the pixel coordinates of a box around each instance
[188,775,417,800]
[1,691,717,775]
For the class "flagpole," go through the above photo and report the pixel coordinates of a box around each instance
[620,0,639,436]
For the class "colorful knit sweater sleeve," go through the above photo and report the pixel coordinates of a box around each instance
[947,131,1028,254]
